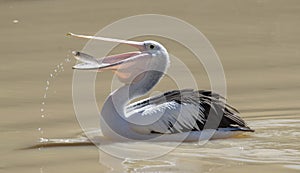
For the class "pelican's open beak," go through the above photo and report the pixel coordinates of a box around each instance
[67,32,147,70]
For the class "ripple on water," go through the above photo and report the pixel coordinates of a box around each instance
[95,116,300,168]
[36,116,300,168]
[284,164,300,171]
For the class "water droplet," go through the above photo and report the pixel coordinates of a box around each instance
[45,87,48,91]
[40,108,44,112]
[46,80,49,85]
[41,102,45,105]
[40,138,48,142]
[60,63,63,66]
[50,74,53,78]
[38,148,41,151]
[65,58,71,62]
[13,19,19,24]
[43,93,47,98]
[38,127,42,131]
[41,115,45,118]
[54,69,57,73]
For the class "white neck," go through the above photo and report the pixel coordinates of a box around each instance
[100,71,165,140]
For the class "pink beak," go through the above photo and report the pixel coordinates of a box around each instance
[68,32,147,70]
[67,32,145,51]
[68,33,154,84]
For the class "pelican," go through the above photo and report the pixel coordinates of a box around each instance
[68,33,254,141]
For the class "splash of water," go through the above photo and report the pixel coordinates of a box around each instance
[38,56,73,151]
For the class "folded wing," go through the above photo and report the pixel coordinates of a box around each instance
[125,89,254,134]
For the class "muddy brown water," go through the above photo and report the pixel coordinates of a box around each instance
[1,0,300,172]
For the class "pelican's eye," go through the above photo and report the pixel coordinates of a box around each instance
[149,44,155,49]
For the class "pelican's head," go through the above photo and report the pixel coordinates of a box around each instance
[142,40,167,54]
[68,33,169,84]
